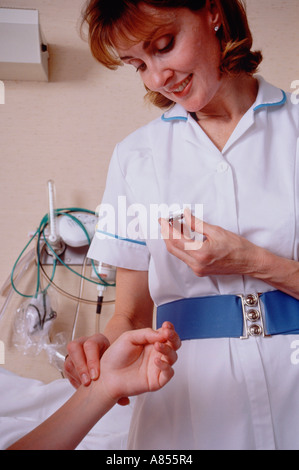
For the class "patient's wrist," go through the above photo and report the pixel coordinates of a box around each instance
[90,376,119,410]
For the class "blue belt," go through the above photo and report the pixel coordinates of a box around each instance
[156,290,299,340]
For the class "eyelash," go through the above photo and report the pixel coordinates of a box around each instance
[136,64,146,73]
[158,37,174,54]
[135,37,175,73]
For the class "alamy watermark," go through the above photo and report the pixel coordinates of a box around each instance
[0,81,4,105]
[291,80,299,105]
[95,197,204,251]
[0,341,5,365]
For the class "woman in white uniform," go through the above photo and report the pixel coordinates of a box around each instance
[65,0,299,449]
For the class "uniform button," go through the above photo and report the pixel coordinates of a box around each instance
[216,162,229,173]
[245,294,258,307]
[249,324,263,337]
[247,309,260,322]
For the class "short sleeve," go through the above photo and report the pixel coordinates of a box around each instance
[87,144,150,271]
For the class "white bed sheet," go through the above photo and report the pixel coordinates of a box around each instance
[0,366,133,450]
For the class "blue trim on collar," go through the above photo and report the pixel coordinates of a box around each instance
[161,114,188,122]
[161,86,287,120]
[253,90,287,112]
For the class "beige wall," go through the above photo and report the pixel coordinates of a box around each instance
[0,0,298,381]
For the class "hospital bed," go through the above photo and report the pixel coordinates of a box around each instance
[0,366,133,450]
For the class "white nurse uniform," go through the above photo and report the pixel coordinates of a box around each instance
[88,76,299,450]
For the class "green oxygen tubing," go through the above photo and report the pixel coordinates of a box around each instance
[9,207,115,303]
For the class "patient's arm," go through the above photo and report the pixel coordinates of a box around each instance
[7,323,180,450]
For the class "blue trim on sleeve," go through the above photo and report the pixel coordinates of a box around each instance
[253,90,287,112]
[96,229,147,246]
[161,114,188,122]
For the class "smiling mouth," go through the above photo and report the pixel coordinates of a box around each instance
[172,74,193,93]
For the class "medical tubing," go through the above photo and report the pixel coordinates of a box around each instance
[10,227,40,299]
[9,212,55,299]
[42,227,108,288]
[71,255,88,341]
[55,211,114,287]
[35,214,48,296]
[41,209,114,288]
[1,248,35,296]
[9,207,115,300]
[0,251,35,322]
[60,212,115,287]
[38,252,114,305]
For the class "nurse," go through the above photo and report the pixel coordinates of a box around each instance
[65,0,299,449]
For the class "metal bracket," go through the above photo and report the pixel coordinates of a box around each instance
[40,244,91,266]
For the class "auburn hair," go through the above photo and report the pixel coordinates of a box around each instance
[81,0,263,109]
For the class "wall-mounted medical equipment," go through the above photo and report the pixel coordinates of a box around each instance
[0,181,116,373]
[0,8,49,81]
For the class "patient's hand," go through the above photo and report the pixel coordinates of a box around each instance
[99,323,180,404]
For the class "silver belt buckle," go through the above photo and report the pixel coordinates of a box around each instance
[238,293,271,340]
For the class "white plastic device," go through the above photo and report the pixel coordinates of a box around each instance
[57,212,98,247]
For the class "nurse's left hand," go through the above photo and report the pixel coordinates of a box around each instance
[160,209,265,278]
[64,333,110,389]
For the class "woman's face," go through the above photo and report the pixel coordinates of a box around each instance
[115,4,222,113]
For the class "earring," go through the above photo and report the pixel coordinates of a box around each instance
[214,25,219,32]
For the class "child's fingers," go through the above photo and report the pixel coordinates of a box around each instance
[123,325,180,356]
[155,342,178,366]
[127,327,165,347]
[154,356,174,371]
[160,322,181,351]
[154,358,175,387]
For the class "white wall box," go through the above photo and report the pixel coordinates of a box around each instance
[0,8,49,81]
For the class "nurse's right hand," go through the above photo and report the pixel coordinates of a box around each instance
[64,333,110,389]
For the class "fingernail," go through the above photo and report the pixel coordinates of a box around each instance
[81,373,90,385]
[90,369,97,380]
